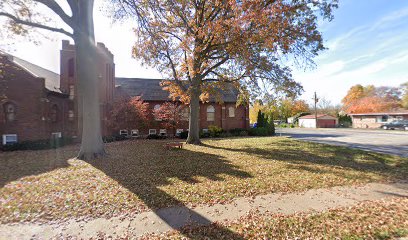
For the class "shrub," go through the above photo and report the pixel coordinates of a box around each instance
[239,130,248,136]
[1,137,74,152]
[103,136,116,143]
[179,131,189,139]
[266,116,276,135]
[249,127,269,136]
[229,128,247,136]
[114,135,128,141]
[208,125,223,137]
[220,132,233,138]
[256,110,268,128]
[146,134,167,139]
[200,130,210,138]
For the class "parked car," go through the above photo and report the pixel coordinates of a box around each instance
[380,120,408,130]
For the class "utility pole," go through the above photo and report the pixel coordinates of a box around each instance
[313,92,319,128]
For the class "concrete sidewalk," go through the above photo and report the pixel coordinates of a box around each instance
[1,182,407,239]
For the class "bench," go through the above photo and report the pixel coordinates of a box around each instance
[164,142,183,150]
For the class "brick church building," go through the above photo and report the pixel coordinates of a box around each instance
[0,41,249,145]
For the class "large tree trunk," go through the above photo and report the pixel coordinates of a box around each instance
[74,0,105,160]
[186,87,201,144]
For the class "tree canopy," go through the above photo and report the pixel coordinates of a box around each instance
[113,0,338,143]
[342,84,403,113]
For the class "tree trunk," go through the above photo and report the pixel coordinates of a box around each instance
[74,0,105,160]
[186,87,201,144]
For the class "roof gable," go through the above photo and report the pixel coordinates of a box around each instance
[1,51,61,93]
[115,77,239,102]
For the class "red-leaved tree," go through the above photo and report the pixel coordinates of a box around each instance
[153,102,188,137]
[110,96,150,133]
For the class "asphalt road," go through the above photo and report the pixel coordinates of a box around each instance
[276,128,408,157]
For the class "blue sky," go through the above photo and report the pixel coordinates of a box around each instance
[2,0,408,105]
[293,0,408,104]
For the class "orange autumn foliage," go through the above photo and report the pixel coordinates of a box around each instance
[346,96,399,114]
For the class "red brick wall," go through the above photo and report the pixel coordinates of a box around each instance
[110,95,250,136]
[60,40,115,137]
[2,41,250,143]
[0,55,67,143]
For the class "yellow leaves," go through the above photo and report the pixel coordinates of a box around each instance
[161,80,191,104]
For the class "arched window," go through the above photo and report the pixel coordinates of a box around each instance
[68,58,75,77]
[50,105,58,122]
[154,104,161,120]
[3,102,16,122]
[69,85,75,100]
[207,105,215,121]
[68,110,74,121]
[228,106,235,118]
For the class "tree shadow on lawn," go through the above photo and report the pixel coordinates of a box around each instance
[202,142,408,179]
[0,146,76,188]
[86,140,250,239]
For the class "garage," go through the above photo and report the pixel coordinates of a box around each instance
[298,114,338,128]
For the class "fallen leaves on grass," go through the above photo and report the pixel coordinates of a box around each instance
[0,137,407,223]
[141,197,408,239]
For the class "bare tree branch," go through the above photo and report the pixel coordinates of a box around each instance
[201,56,229,78]
[33,0,74,27]
[0,12,73,37]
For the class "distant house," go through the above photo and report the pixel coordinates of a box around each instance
[349,110,408,129]
[298,114,338,128]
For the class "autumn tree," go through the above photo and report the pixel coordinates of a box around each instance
[401,82,408,109]
[342,84,401,113]
[153,102,188,137]
[1,0,104,159]
[249,100,264,124]
[110,96,150,132]
[262,98,309,121]
[292,100,309,115]
[112,0,338,144]
[341,84,366,110]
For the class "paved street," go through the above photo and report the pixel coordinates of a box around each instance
[276,128,408,157]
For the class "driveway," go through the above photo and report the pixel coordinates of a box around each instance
[276,128,408,157]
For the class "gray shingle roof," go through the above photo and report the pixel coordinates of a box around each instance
[1,51,61,93]
[115,77,239,102]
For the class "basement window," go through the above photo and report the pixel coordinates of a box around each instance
[51,132,62,139]
[2,134,17,145]
[119,129,128,137]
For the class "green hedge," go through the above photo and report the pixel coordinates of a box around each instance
[1,137,74,151]
[248,127,269,136]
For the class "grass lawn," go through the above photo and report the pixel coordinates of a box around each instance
[0,137,407,223]
[141,197,408,240]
